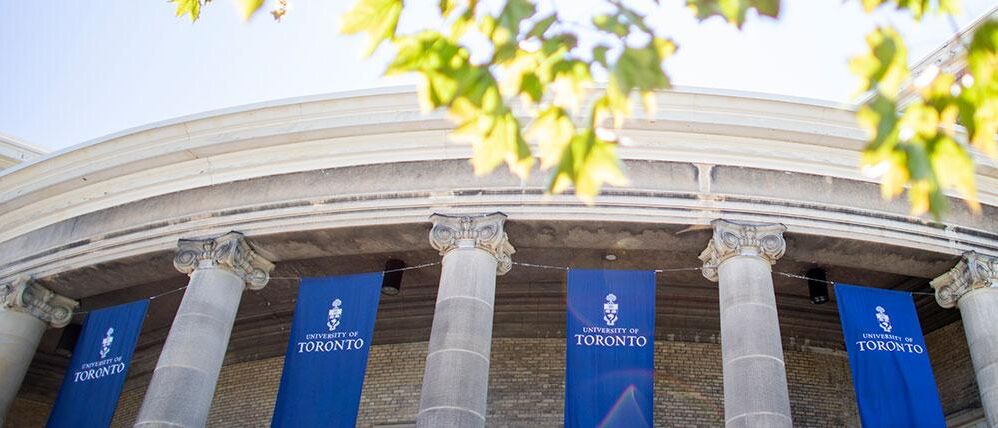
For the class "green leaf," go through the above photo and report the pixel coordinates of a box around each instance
[170,0,202,22]
[963,20,998,156]
[606,40,672,125]
[686,0,780,27]
[341,0,404,57]
[593,14,630,37]
[550,59,593,111]
[465,111,535,179]
[592,45,610,67]
[929,135,979,213]
[528,107,576,168]
[527,14,557,39]
[849,27,909,98]
[519,72,543,104]
[490,0,535,46]
[859,0,959,20]
[548,129,629,203]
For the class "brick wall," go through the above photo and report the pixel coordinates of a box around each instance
[926,320,980,416]
[8,332,980,427]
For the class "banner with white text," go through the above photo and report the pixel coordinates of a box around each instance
[835,283,944,427]
[271,273,383,427]
[565,269,655,428]
[47,299,149,428]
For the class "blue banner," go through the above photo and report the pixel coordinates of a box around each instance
[565,269,655,428]
[47,299,149,428]
[271,272,383,427]
[835,284,945,427]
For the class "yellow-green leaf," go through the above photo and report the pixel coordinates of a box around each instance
[686,0,780,27]
[341,0,404,57]
[528,107,576,168]
[849,27,909,98]
[235,0,264,20]
[171,0,201,22]
[548,129,629,203]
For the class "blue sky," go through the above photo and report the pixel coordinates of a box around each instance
[0,0,994,150]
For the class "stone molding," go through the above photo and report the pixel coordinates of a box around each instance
[931,251,997,308]
[699,219,787,282]
[429,212,514,275]
[174,231,275,290]
[0,276,78,328]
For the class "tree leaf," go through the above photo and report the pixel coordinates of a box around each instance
[849,27,909,98]
[170,0,202,22]
[235,0,264,20]
[528,107,576,168]
[547,129,629,203]
[686,0,780,27]
[341,0,404,57]
[964,20,998,157]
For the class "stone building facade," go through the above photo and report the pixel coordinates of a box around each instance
[0,88,995,427]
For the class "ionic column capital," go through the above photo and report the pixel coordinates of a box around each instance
[429,212,515,275]
[174,231,275,290]
[0,276,78,328]
[698,219,787,282]
[931,251,997,308]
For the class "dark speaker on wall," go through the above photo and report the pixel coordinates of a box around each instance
[808,268,830,305]
[56,323,83,357]
[382,258,406,296]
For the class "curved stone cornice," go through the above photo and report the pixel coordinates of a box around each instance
[0,276,78,328]
[430,212,515,275]
[930,251,997,308]
[698,219,787,282]
[174,231,275,290]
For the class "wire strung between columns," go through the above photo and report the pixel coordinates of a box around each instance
[511,261,937,297]
[71,259,937,318]
[268,261,441,280]
[71,262,444,318]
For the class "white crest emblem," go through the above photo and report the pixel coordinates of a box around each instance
[603,294,619,326]
[100,327,115,359]
[327,299,343,331]
[875,306,892,333]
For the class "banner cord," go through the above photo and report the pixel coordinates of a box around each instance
[269,261,441,280]
[512,261,937,297]
[71,261,936,317]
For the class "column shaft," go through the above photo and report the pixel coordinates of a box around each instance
[931,251,998,427]
[699,219,791,428]
[417,212,513,428]
[718,256,792,427]
[0,310,46,423]
[417,245,497,427]
[135,267,244,427]
[958,288,998,425]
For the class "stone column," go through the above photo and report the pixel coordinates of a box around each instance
[135,232,273,428]
[0,276,77,425]
[699,219,792,428]
[931,251,998,426]
[417,213,514,428]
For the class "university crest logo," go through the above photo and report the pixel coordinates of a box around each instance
[100,327,115,359]
[327,299,343,331]
[603,294,619,326]
[875,306,892,333]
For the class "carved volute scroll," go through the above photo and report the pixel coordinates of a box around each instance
[429,212,515,275]
[698,219,787,282]
[0,276,79,328]
[931,251,997,308]
[173,231,276,290]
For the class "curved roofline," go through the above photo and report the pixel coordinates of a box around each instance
[0,132,49,155]
[0,85,856,177]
